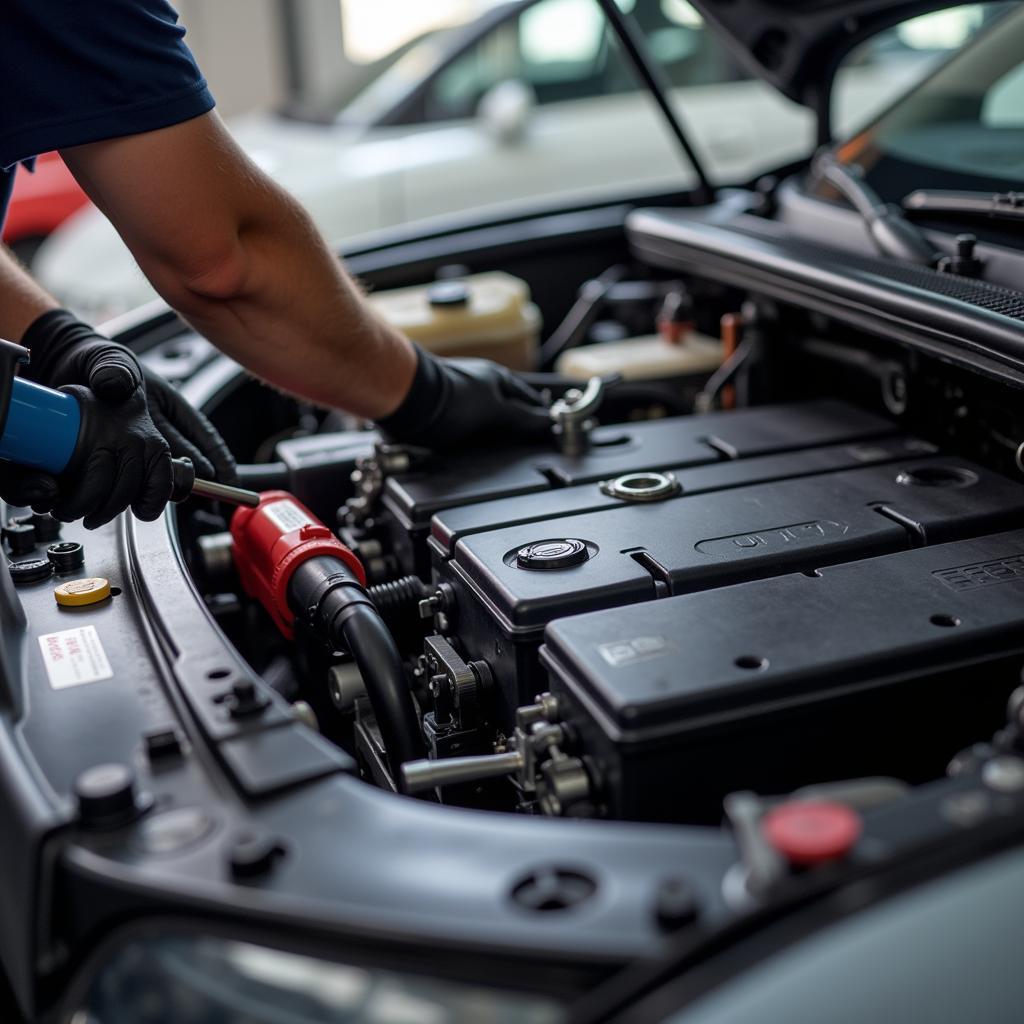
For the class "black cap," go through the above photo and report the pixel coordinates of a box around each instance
[75,763,148,829]
[427,280,471,308]
[229,832,284,879]
[47,541,84,574]
[3,521,36,556]
[516,538,590,571]
[8,558,53,586]
[29,512,61,543]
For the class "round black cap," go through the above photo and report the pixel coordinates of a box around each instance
[516,538,589,571]
[8,558,53,586]
[47,541,85,574]
[229,832,284,879]
[427,280,471,308]
[4,522,36,556]
[30,512,62,543]
[75,763,140,829]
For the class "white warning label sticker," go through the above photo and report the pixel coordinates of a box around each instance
[38,626,114,689]
[263,500,315,535]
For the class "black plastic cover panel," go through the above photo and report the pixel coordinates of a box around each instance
[543,528,1024,733]
[688,0,965,107]
[386,399,895,528]
[432,436,935,557]
[451,455,1024,631]
[627,207,1024,380]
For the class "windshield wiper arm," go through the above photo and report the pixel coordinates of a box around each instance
[904,189,1024,225]
[814,155,937,266]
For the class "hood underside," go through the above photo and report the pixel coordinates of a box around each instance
[688,1,977,112]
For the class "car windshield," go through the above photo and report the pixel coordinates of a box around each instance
[835,2,1024,199]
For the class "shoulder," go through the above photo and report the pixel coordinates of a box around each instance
[0,1,215,169]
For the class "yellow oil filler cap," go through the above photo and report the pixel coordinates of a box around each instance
[55,577,112,607]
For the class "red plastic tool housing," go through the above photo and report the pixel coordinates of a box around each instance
[230,491,365,638]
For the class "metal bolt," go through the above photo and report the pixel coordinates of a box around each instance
[228,832,284,879]
[653,878,700,932]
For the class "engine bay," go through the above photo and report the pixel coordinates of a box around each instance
[153,204,1024,846]
[6,198,1024,1017]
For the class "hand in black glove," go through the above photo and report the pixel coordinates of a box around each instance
[375,347,551,450]
[0,462,61,513]
[1,309,234,528]
[142,366,238,486]
[54,384,172,529]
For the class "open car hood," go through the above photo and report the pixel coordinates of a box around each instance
[688,1,973,125]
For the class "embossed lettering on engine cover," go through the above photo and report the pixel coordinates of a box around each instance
[934,554,1024,592]
[695,520,850,558]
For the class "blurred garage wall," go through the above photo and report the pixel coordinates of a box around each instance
[174,0,350,117]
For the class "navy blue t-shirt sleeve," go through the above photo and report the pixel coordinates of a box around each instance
[0,0,215,171]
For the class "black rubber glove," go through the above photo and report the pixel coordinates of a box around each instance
[1,309,230,528]
[0,310,166,525]
[0,462,60,512]
[142,366,238,486]
[55,384,172,529]
[376,346,551,450]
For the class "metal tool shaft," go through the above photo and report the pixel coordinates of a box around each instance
[189,476,262,508]
[170,457,262,508]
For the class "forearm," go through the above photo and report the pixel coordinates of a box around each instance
[62,115,415,420]
[156,192,416,419]
[0,245,58,343]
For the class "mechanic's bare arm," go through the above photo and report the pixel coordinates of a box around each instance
[60,111,416,420]
[0,246,59,342]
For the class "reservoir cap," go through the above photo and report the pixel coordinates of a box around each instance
[55,577,111,607]
[762,800,862,866]
[427,280,471,308]
[516,538,590,571]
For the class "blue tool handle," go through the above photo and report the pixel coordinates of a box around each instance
[0,377,81,475]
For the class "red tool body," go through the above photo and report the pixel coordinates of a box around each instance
[230,491,365,638]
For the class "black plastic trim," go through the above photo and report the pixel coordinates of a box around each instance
[627,207,1024,386]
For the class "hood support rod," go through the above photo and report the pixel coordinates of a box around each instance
[596,0,714,204]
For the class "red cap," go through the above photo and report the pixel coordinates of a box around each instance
[761,800,862,866]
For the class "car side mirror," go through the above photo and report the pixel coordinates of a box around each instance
[478,79,536,146]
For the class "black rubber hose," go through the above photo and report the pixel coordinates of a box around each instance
[368,575,430,622]
[368,575,431,651]
[288,557,424,773]
[341,605,425,769]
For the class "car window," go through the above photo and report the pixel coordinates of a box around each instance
[342,0,822,235]
[832,4,1012,138]
[982,62,1024,126]
[831,2,1023,199]
[420,0,748,121]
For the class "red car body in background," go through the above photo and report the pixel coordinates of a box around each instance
[2,152,91,262]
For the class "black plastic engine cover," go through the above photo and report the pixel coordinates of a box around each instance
[430,435,936,558]
[384,399,895,575]
[438,451,1024,726]
[542,530,1024,822]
